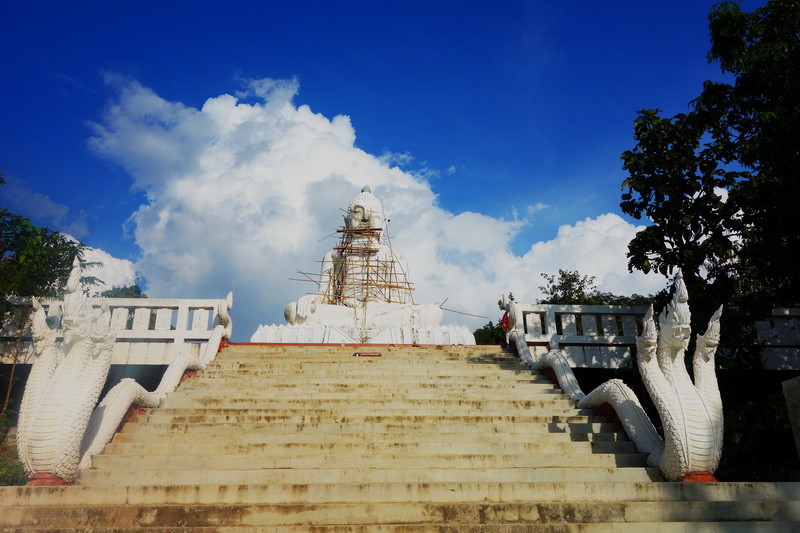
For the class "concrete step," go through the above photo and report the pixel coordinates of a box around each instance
[90,452,649,470]
[209,352,523,361]
[159,391,571,402]
[213,353,526,364]
[158,396,578,409]
[110,429,630,445]
[102,438,639,456]
[131,413,605,426]
[117,420,620,435]
[174,382,560,394]
[4,500,798,528]
[76,466,662,486]
[216,355,519,365]
[152,396,582,410]
[206,364,531,374]
[16,520,795,531]
[141,408,598,422]
[175,382,559,393]
[206,363,529,372]
[181,374,552,385]
[208,361,533,370]
[7,481,799,506]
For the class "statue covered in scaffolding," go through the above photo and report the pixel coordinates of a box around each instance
[252,185,474,344]
[284,186,442,328]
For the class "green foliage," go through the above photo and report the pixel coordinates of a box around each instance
[473,320,506,345]
[0,208,81,325]
[620,110,744,294]
[538,270,597,304]
[0,409,26,486]
[101,282,147,298]
[537,269,654,306]
[0,444,26,486]
[621,0,800,312]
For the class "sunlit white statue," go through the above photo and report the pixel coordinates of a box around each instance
[16,258,117,484]
[17,258,233,484]
[506,270,724,481]
[579,272,724,480]
[253,186,474,344]
[284,186,442,328]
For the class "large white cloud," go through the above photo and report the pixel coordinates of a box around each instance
[81,246,138,295]
[89,77,666,340]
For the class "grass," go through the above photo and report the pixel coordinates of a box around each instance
[0,441,26,486]
[0,410,26,486]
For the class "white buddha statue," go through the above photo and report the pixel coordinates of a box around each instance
[284,186,442,328]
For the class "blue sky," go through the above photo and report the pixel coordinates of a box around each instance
[0,1,763,340]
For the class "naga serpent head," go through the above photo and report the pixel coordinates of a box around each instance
[636,305,658,363]
[658,270,691,354]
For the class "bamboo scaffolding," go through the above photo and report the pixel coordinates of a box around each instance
[295,224,416,315]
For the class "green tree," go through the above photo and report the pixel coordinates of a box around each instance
[101,282,147,298]
[538,269,653,306]
[621,0,800,312]
[619,4,799,478]
[473,321,506,345]
[538,270,598,304]
[1,218,81,324]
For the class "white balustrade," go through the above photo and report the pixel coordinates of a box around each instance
[508,303,649,368]
[1,297,230,365]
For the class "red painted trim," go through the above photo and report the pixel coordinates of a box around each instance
[680,471,718,482]
[179,369,198,384]
[123,406,147,424]
[27,473,72,486]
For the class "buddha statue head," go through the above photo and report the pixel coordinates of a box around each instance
[346,186,386,231]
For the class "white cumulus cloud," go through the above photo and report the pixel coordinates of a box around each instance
[60,234,138,294]
[89,77,666,339]
[81,246,138,295]
[526,202,548,216]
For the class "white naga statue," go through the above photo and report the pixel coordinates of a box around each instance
[284,186,442,328]
[254,186,474,344]
[579,273,724,480]
[17,257,233,484]
[506,271,724,481]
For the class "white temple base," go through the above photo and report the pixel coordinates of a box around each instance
[250,323,475,345]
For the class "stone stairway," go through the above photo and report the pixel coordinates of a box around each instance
[2,343,799,531]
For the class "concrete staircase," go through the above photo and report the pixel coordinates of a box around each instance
[2,343,799,531]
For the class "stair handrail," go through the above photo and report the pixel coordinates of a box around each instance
[15,257,234,485]
[77,291,233,471]
[504,271,725,481]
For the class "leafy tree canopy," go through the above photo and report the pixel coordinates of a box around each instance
[101,283,147,298]
[621,0,800,312]
[473,320,506,346]
[0,174,82,325]
[538,269,653,306]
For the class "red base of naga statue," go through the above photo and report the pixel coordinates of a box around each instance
[680,471,718,482]
[27,473,73,486]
